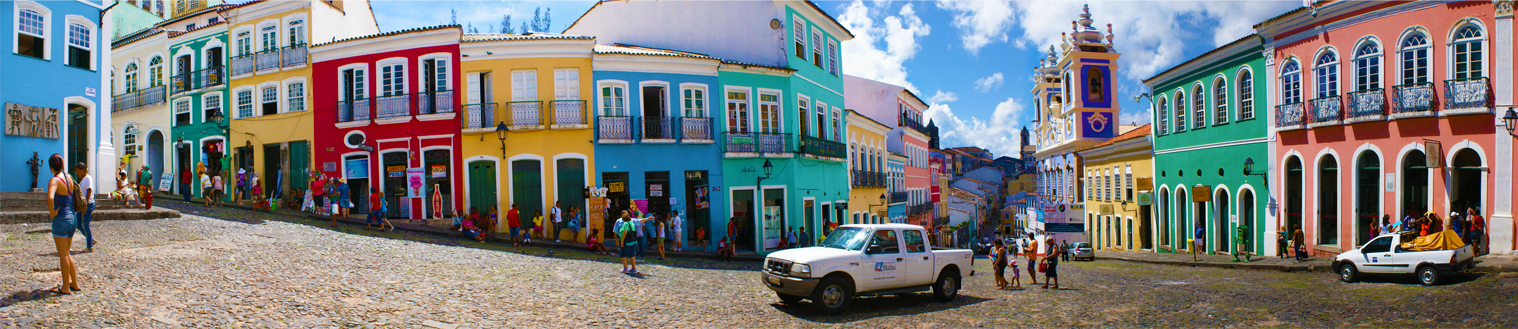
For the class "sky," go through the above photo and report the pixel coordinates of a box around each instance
[369,0,1305,158]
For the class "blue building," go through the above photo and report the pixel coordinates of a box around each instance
[3,0,108,192]
[887,152,906,223]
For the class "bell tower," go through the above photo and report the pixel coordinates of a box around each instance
[1056,4,1122,141]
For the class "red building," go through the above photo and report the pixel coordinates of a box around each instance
[310,26,464,220]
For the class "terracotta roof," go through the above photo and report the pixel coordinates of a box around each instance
[218,0,269,11]
[1077,124,1150,153]
[312,25,462,48]
[719,59,795,73]
[168,20,226,38]
[593,44,715,60]
[461,33,594,43]
[112,28,165,49]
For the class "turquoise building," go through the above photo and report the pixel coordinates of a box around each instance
[163,6,229,198]
[1142,35,1271,255]
[2,0,107,192]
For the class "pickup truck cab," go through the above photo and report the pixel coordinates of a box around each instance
[760,224,974,314]
[1333,232,1475,286]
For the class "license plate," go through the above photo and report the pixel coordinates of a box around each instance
[766,274,783,287]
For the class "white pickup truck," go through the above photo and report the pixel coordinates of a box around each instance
[760,224,975,314]
[1333,232,1475,286]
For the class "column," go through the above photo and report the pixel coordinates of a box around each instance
[1263,46,1281,256]
[1491,0,1514,254]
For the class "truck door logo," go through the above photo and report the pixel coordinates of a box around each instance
[1371,257,1377,263]
[874,262,897,272]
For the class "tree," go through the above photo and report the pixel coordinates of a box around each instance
[450,8,458,25]
[501,14,513,34]
[521,21,529,34]
[544,8,551,32]
[467,23,477,33]
[530,7,542,33]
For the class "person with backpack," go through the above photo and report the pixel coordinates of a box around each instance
[73,163,97,253]
[616,210,656,274]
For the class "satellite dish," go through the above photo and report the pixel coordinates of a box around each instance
[770,18,783,30]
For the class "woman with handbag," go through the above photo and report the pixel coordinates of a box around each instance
[992,239,1009,289]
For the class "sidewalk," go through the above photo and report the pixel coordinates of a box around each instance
[158,194,766,262]
[1098,250,1517,273]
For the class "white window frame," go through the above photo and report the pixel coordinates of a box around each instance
[1156,96,1169,134]
[815,100,827,138]
[148,55,164,87]
[679,83,708,118]
[797,94,811,137]
[1447,23,1486,81]
[257,20,279,52]
[511,69,538,101]
[257,82,279,116]
[284,77,307,113]
[553,68,580,100]
[283,14,307,47]
[827,39,839,76]
[233,27,253,56]
[202,92,223,124]
[793,15,806,59]
[597,80,628,116]
[1236,67,1255,120]
[1313,48,1340,98]
[64,15,95,70]
[1212,76,1228,125]
[376,58,408,97]
[13,1,51,60]
[418,53,451,92]
[725,86,752,133]
[338,63,368,101]
[1398,31,1430,85]
[1352,40,1382,92]
[758,89,783,134]
[832,107,842,141]
[1281,59,1303,104]
[1191,83,1205,129]
[123,61,140,93]
[233,87,253,119]
[1173,89,1187,132]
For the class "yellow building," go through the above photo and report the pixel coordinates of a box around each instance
[847,110,889,224]
[1074,124,1153,252]
[224,0,376,202]
[458,34,597,242]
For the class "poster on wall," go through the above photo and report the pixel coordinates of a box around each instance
[406,168,424,198]
[632,199,649,217]
[650,184,663,197]
[430,165,447,178]
[694,186,710,209]
[345,159,369,179]
[587,196,606,242]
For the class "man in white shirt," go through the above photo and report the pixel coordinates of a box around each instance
[73,163,97,252]
[550,201,563,242]
[671,210,683,252]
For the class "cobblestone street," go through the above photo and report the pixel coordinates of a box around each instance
[2,206,1517,328]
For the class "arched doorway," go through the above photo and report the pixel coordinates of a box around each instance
[1194,190,1207,252]
[1285,156,1304,240]
[1450,149,1482,214]
[66,104,90,168]
[148,130,165,184]
[1239,189,1255,253]
[1318,155,1338,246]
[1159,188,1170,249]
[1355,151,1381,246]
[1402,150,1429,216]
[1176,188,1188,251]
[1214,188,1230,253]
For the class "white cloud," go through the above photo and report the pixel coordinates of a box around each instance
[973,72,1004,93]
[927,90,959,103]
[924,98,1024,157]
[839,0,932,93]
[933,0,1016,54]
[1118,109,1152,126]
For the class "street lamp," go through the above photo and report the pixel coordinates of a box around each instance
[495,121,509,158]
[1503,107,1517,137]
[762,159,774,177]
[1243,156,1268,190]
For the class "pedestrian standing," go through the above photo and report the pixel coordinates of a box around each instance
[1042,236,1060,290]
[1193,225,1205,261]
[46,154,81,295]
[212,171,224,206]
[138,165,154,210]
[337,178,351,220]
[550,201,564,242]
[670,210,683,252]
[617,210,657,274]
[634,212,647,257]
[655,217,667,260]
[366,188,380,230]
[73,163,97,253]
[1276,226,1287,259]
[1468,207,1486,255]
[180,166,192,202]
[1025,237,1039,285]
[568,206,583,242]
[507,203,522,247]
[992,239,1008,289]
[1291,225,1306,261]
[1060,240,1070,262]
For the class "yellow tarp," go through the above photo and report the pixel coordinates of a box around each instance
[1399,230,1466,251]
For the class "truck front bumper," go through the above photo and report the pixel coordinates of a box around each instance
[761,271,821,297]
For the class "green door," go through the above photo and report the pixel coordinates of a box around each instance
[468,160,497,213]
[288,141,309,190]
[555,158,585,217]
[512,160,542,229]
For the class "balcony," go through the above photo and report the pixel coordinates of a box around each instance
[639,117,675,142]
[723,132,791,155]
[1344,89,1386,122]
[171,66,224,94]
[908,203,931,217]
[889,192,908,204]
[336,99,371,123]
[1391,82,1435,118]
[199,66,224,88]
[1307,96,1342,127]
[281,44,307,68]
[549,100,588,129]
[679,117,713,143]
[255,49,280,72]
[851,170,884,187]
[799,135,846,159]
[1275,102,1304,129]
[1443,77,1490,115]
[596,116,634,143]
[374,94,411,119]
[111,86,166,113]
[901,113,926,134]
[230,54,255,76]
[505,101,544,130]
[461,103,497,132]
[417,90,454,115]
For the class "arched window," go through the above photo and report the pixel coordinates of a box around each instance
[1087,67,1104,102]
[66,22,93,70]
[124,63,140,93]
[1319,154,1339,245]
[1451,25,1484,80]
[1213,77,1228,124]
[122,124,138,156]
[1355,42,1381,91]
[1281,60,1302,104]
[1238,70,1254,120]
[1315,51,1339,98]
[1192,84,1205,128]
[1399,33,1429,85]
[148,56,164,87]
[1174,91,1187,132]
[1157,97,1169,135]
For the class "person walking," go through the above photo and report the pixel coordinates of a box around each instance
[992,239,1009,290]
[1060,240,1070,262]
[1276,225,1287,259]
[507,203,522,247]
[337,178,351,220]
[550,201,564,242]
[670,210,683,252]
[1468,207,1486,255]
[655,217,667,260]
[617,210,656,274]
[568,206,583,243]
[1291,225,1306,261]
[138,165,154,210]
[73,163,97,253]
[1024,237,1039,286]
[1192,225,1205,261]
[1042,236,1060,290]
[46,154,81,295]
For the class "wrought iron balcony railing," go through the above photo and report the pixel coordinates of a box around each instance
[1275,102,1304,128]
[596,116,635,142]
[901,113,926,134]
[172,66,224,94]
[851,170,885,187]
[111,86,166,113]
[281,44,308,68]
[374,94,411,119]
[255,49,280,71]
[336,99,371,123]
[799,135,846,159]
[640,117,675,141]
[417,90,454,115]
[230,54,255,76]
[1308,95,1342,125]
[461,103,497,131]
[549,100,588,128]
[1443,77,1490,112]
[890,192,909,204]
[505,101,544,130]
[680,117,714,142]
[1392,82,1435,116]
[723,132,791,154]
[1345,89,1386,121]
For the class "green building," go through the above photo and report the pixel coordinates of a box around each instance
[164,6,229,199]
[1142,35,1272,256]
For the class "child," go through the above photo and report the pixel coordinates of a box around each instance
[532,211,544,239]
[587,229,609,255]
[717,237,733,261]
[1009,251,1022,289]
[695,226,707,249]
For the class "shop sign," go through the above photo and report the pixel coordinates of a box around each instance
[1424,140,1442,168]
[1191,185,1212,202]
[431,165,447,178]
[608,182,625,193]
[387,166,405,177]
[1137,192,1154,205]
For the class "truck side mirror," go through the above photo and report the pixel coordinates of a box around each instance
[866,245,883,254]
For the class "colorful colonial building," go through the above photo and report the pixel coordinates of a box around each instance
[163,5,230,198]
[111,27,171,190]
[4,0,108,192]
[843,74,933,227]
[1075,125,1153,252]
[846,109,888,224]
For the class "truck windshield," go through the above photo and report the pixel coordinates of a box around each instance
[820,227,871,250]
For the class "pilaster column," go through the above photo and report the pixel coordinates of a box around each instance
[1490,0,1514,254]
[1262,46,1281,256]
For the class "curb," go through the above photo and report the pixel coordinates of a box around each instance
[1100,254,1331,272]
[0,209,181,225]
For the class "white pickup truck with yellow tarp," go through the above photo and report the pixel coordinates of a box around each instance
[1333,229,1474,286]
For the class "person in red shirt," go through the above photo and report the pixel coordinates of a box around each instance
[1468,207,1486,255]
[367,188,392,231]
[507,203,522,247]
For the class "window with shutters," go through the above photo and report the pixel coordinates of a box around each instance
[124,63,140,93]
[16,6,48,59]
[798,96,810,137]
[1399,34,1428,85]
[380,64,405,96]
[812,29,823,67]
[123,124,138,156]
[599,84,626,116]
[341,67,366,101]
[288,20,305,46]
[553,68,579,100]
[236,31,252,55]
[260,25,277,51]
[682,86,706,117]
[1174,91,1187,132]
[793,17,806,59]
[511,70,537,101]
[726,90,749,133]
[759,93,781,133]
[828,40,839,76]
[66,22,92,70]
[815,101,827,138]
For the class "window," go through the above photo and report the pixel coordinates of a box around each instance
[798,96,810,137]
[260,25,277,51]
[511,69,537,101]
[599,84,626,116]
[149,56,164,87]
[1315,51,1339,98]
[423,58,448,92]
[759,93,780,133]
[793,18,806,58]
[288,20,305,46]
[1088,67,1104,102]
[1399,33,1429,85]
[16,8,46,59]
[155,0,163,17]
[174,99,190,126]
[204,94,222,122]
[553,68,579,100]
[1174,91,1187,132]
[236,89,253,118]
[727,90,750,133]
[1282,60,1302,104]
[124,63,140,93]
[815,101,827,138]
[1125,166,1133,201]
[1192,85,1205,129]
[1355,42,1381,91]
[827,40,839,76]
[682,87,706,117]
[66,23,91,69]
[832,108,842,141]
[1362,236,1392,253]
[812,29,823,67]
[1238,70,1254,120]
[1157,98,1169,134]
[287,82,305,112]
[1451,25,1483,80]
[123,125,138,156]
[236,31,252,55]
[341,67,366,101]
[380,64,405,96]
[1213,77,1228,124]
[261,86,277,115]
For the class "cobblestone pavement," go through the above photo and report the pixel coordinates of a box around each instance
[2,205,1517,328]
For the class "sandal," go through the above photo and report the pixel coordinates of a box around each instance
[49,286,71,295]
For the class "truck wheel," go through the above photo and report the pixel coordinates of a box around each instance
[776,292,804,304]
[932,270,961,302]
[811,277,853,315]
[1417,265,1440,286]
[1337,263,1359,283]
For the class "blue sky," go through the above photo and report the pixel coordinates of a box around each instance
[370,0,1304,158]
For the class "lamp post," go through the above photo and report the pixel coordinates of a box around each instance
[495,121,509,159]
[1503,107,1516,138]
[1243,157,1268,187]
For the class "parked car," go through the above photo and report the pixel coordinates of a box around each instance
[1332,232,1475,286]
[1067,242,1094,261]
[760,224,975,314]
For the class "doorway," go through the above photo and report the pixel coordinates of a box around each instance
[512,159,543,226]
[1401,150,1428,218]
[424,149,452,218]
[1240,189,1255,253]
[66,104,89,169]
[645,171,670,217]
[1318,155,1338,245]
[1175,189,1188,251]
[262,144,280,198]
[1286,156,1304,240]
[1215,189,1230,254]
[148,131,164,184]
[684,171,710,246]
[556,158,586,224]
[641,85,667,139]
[732,189,754,251]
[1140,205,1153,249]
[175,142,190,194]
[382,151,408,218]
[761,188,785,250]
[1356,152,1380,246]
[602,172,629,241]
[345,154,370,213]
[1159,188,1170,249]
[467,160,496,213]
[1450,149,1482,214]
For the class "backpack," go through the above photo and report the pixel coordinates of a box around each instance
[60,175,86,210]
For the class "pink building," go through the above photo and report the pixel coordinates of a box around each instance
[843,75,933,226]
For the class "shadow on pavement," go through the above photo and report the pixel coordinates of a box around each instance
[1352,272,1487,286]
[0,288,64,308]
[770,293,993,324]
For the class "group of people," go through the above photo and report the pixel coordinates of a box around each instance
[107,162,154,211]
[989,234,1062,290]
[44,154,97,295]
[610,207,691,274]
[1379,208,1486,253]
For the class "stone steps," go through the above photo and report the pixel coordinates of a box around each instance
[0,208,181,225]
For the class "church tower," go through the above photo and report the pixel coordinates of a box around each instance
[1058,4,1122,141]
